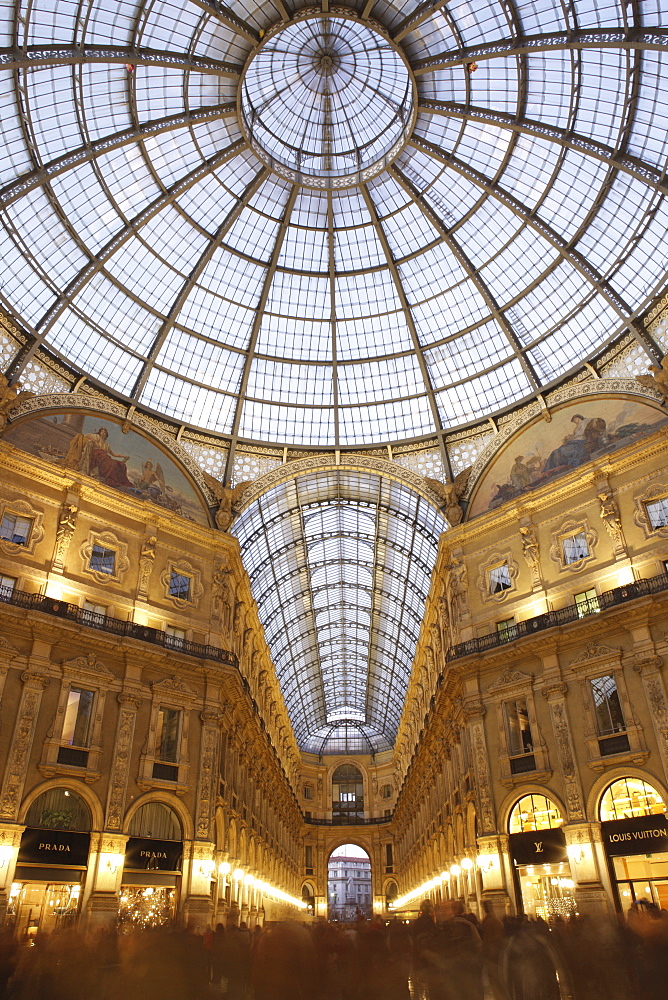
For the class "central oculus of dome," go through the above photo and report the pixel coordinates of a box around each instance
[239,15,416,188]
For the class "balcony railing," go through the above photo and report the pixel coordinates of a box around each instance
[447,572,668,662]
[0,585,237,667]
[305,815,392,826]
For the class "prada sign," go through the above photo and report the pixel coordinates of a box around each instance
[17,829,90,867]
[602,815,668,856]
[124,838,182,872]
[509,828,567,866]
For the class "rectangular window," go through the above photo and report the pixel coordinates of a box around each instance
[0,513,32,546]
[489,563,512,594]
[0,574,17,595]
[562,531,589,564]
[646,497,668,529]
[62,687,95,747]
[156,706,181,763]
[496,618,516,642]
[165,625,186,649]
[574,588,599,617]
[505,698,533,755]
[305,845,313,870]
[90,544,116,575]
[82,600,107,623]
[169,571,191,601]
[385,843,393,868]
[303,785,313,800]
[590,674,625,736]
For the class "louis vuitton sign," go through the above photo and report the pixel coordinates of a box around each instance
[509,828,568,866]
[602,815,668,856]
[124,838,183,872]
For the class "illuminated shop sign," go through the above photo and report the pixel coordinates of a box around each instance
[17,829,90,867]
[602,815,668,856]
[124,838,183,872]
[509,828,567,866]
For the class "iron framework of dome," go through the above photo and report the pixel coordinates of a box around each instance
[1,0,668,755]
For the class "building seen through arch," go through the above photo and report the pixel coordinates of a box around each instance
[328,844,372,922]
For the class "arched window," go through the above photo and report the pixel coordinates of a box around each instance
[600,777,666,822]
[25,788,91,831]
[129,802,182,840]
[508,794,563,834]
[332,764,364,824]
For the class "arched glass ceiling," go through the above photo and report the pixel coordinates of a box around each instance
[1,0,667,452]
[233,470,446,753]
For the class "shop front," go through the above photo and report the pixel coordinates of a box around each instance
[599,777,668,913]
[508,794,576,919]
[9,788,92,940]
[120,802,183,929]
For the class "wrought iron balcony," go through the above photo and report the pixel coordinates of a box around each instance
[304,815,392,826]
[0,585,237,667]
[447,572,668,662]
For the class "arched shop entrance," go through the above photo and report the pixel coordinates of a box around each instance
[120,801,183,929]
[508,794,575,919]
[599,776,668,913]
[328,844,372,921]
[10,787,92,940]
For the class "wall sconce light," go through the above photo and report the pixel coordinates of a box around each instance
[567,843,587,864]
[218,861,231,876]
[199,860,216,879]
[449,864,461,877]
[460,857,473,871]
[104,853,125,874]
[233,868,245,881]
[243,873,255,886]
[0,846,13,869]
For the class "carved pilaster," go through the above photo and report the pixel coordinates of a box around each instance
[0,672,50,820]
[634,655,668,775]
[465,707,495,834]
[543,684,585,820]
[105,693,142,831]
[52,501,78,572]
[196,710,221,841]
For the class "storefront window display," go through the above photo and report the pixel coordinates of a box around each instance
[120,802,183,928]
[599,777,668,913]
[508,794,576,920]
[118,886,176,929]
[8,788,91,940]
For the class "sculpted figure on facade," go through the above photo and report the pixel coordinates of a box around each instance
[0,374,34,433]
[519,522,541,586]
[425,468,471,526]
[212,558,234,630]
[597,489,625,552]
[137,535,157,599]
[53,503,78,570]
[636,356,668,403]
[446,552,470,633]
[203,474,254,532]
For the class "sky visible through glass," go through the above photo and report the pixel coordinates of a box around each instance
[0,0,666,451]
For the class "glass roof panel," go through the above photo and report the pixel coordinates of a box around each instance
[234,470,445,751]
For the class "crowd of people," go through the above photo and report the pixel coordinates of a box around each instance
[0,898,666,1000]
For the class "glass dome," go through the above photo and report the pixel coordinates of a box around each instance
[1,0,667,450]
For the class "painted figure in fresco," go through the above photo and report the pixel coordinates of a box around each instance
[134,460,172,499]
[543,415,609,472]
[64,427,134,489]
[510,456,532,490]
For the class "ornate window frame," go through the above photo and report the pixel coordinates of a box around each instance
[549,517,597,573]
[80,529,129,585]
[0,497,44,556]
[38,653,116,781]
[476,551,518,604]
[569,643,648,771]
[137,676,196,794]
[485,670,551,787]
[634,482,668,539]
[160,558,203,610]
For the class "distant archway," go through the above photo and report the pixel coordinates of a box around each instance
[327,843,372,921]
